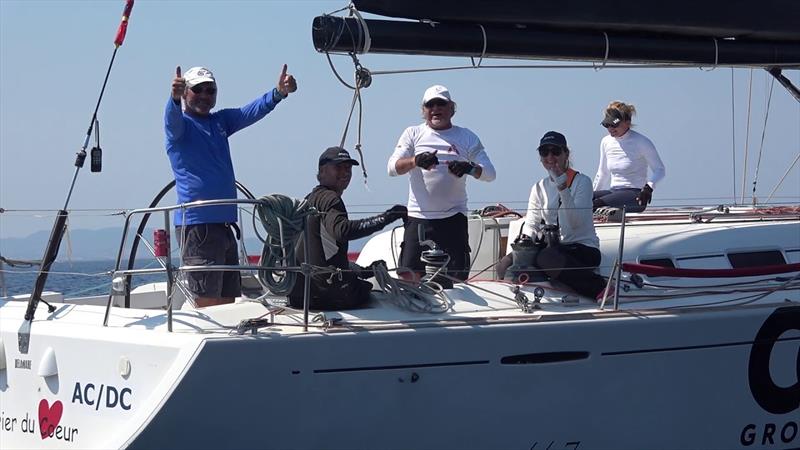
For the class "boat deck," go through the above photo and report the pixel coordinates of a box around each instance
[3,271,793,337]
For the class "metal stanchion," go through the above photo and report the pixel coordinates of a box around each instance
[613,206,627,310]
[104,215,133,326]
[302,215,311,332]
[163,211,174,332]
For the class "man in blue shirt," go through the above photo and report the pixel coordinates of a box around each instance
[165,64,297,307]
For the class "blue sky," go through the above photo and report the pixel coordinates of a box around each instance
[1,0,798,240]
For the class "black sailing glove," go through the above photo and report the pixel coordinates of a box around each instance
[351,260,387,279]
[414,151,439,170]
[637,185,653,206]
[448,160,477,178]
[383,205,408,224]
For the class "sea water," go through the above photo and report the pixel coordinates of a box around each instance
[1,260,169,298]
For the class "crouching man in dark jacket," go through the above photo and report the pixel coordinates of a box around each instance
[289,146,407,310]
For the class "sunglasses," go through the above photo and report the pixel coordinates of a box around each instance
[424,98,449,108]
[602,122,620,129]
[538,146,563,157]
[190,85,217,95]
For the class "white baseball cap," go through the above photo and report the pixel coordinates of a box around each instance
[422,85,452,104]
[184,67,216,88]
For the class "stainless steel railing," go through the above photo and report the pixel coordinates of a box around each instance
[102,198,315,332]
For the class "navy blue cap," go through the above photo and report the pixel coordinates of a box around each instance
[538,131,567,149]
[319,146,359,166]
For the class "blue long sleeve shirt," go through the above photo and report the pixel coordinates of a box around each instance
[164,90,282,225]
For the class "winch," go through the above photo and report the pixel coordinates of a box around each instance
[421,245,453,289]
[504,234,548,283]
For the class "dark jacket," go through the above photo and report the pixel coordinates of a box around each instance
[289,185,391,310]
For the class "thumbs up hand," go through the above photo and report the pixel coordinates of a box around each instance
[171,66,185,101]
[276,64,297,97]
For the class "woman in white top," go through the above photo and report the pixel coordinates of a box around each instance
[592,101,665,213]
[521,131,608,300]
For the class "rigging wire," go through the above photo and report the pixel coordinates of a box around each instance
[754,71,798,204]
[750,76,776,205]
[338,69,370,185]
[740,69,754,205]
[764,153,800,204]
[730,68,737,203]
[320,5,371,184]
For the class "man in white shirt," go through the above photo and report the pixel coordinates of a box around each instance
[387,85,496,281]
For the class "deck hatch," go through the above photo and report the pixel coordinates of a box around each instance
[639,257,676,278]
[728,250,787,268]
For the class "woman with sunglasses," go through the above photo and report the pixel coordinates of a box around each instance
[592,101,665,213]
[519,131,609,301]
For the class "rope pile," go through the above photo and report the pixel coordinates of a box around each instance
[254,194,315,295]
[372,263,452,314]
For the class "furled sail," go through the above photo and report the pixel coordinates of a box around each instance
[350,0,800,42]
[312,0,800,67]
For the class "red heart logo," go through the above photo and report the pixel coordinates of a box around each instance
[38,399,63,439]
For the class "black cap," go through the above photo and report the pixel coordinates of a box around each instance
[538,131,567,149]
[318,146,359,166]
[601,110,624,127]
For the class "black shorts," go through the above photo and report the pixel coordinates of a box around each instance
[399,213,471,280]
[176,223,241,298]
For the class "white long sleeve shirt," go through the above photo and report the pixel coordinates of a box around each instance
[388,123,496,219]
[523,172,599,248]
[593,129,666,191]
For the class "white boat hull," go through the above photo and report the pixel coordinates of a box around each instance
[2,300,797,449]
[2,210,798,449]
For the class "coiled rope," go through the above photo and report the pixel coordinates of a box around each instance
[373,263,452,314]
[253,194,315,295]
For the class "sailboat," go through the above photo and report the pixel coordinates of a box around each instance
[1,1,798,448]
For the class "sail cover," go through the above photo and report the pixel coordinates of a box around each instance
[351,0,800,42]
[312,1,800,67]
